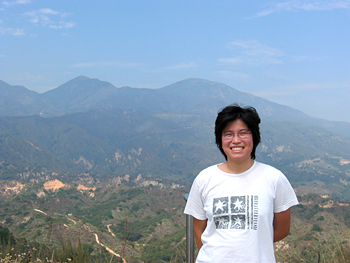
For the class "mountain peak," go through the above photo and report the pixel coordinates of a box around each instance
[0,79,11,88]
[41,76,118,110]
[158,78,239,99]
[72,75,90,81]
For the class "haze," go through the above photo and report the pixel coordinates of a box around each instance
[1,0,349,122]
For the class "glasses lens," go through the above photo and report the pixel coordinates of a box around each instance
[238,132,250,138]
[223,133,232,140]
[223,131,250,139]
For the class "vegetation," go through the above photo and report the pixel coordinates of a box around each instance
[2,77,350,261]
[0,180,188,262]
[2,179,350,262]
[0,227,123,262]
[2,78,350,195]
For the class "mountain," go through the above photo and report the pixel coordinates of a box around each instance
[41,76,120,113]
[2,77,350,136]
[1,76,350,200]
[0,109,222,185]
[1,107,350,200]
[0,79,57,116]
[2,77,350,263]
[41,76,174,115]
[159,79,350,136]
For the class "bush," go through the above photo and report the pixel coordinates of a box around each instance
[0,226,14,245]
[317,216,324,221]
[312,223,323,232]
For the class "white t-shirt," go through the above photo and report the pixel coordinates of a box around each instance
[184,161,299,263]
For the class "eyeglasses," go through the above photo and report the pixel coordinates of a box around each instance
[222,130,251,140]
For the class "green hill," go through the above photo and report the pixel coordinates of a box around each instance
[1,179,350,262]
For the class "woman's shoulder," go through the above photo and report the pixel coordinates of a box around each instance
[194,164,221,181]
[198,164,220,175]
[254,161,284,176]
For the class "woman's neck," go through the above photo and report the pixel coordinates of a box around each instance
[218,159,254,174]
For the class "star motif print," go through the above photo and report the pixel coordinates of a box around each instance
[215,200,225,213]
[213,197,229,215]
[212,195,258,230]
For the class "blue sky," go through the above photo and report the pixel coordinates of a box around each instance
[1,0,350,123]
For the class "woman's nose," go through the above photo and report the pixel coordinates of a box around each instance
[232,135,242,143]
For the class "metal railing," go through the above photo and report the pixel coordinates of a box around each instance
[184,193,195,263]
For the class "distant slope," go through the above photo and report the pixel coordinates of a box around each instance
[41,76,120,113]
[159,78,350,135]
[1,76,350,199]
[0,80,58,116]
[0,109,222,184]
[1,107,350,200]
[2,76,349,136]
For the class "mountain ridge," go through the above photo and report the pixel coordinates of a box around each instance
[1,76,350,200]
[1,76,350,136]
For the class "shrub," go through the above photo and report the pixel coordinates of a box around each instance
[312,224,323,232]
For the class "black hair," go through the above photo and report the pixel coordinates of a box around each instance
[215,104,261,160]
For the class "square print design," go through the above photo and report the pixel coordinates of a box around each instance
[213,197,229,215]
[214,215,230,229]
[230,214,246,230]
[212,195,258,231]
[230,196,246,213]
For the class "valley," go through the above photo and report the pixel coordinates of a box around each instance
[1,178,350,262]
[1,76,350,262]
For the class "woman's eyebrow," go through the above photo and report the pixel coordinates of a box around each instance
[223,128,249,132]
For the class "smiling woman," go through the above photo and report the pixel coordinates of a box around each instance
[184,104,299,263]
[220,119,254,174]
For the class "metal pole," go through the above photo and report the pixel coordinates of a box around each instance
[184,193,195,263]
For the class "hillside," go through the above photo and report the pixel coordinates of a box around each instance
[0,179,188,262]
[1,76,350,201]
[1,108,350,200]
[1,77,350,136]
[1,179,350,262]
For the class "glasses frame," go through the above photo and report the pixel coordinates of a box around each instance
[222,130,252,140]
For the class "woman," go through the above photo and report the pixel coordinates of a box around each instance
[184,104,298,262]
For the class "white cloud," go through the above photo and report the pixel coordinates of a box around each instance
[162,62,198,70]
[70,61,142,68]
[50,21,75,29]
[1,4,74,36]
[39,8,60,15]
[0,26,25,35]
[257,0,350,17]
[218,40,284,66]
[217,71,249,79]
[217,57,243,65]
[254,82,350,97]
[147,62,198,73]
[24,8,74,29]
[291,55,326,62]
[229,40,284,57]
[2,0,30,6]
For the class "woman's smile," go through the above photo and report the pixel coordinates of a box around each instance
[222,119,253,164]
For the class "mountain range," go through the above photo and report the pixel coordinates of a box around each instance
[1,76,350,200]
[2,76,350,135]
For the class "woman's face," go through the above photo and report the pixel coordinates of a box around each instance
[221,119,253,165]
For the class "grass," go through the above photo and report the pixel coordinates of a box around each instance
[3,184,350,262]
[0,212,187,263]
[3,222,350,263]
[275,230,350,263]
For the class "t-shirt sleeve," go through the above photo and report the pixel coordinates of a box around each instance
[184,179,207,220]
[274,173,299,213]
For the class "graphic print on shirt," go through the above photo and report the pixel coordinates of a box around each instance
[213,195,258,230]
